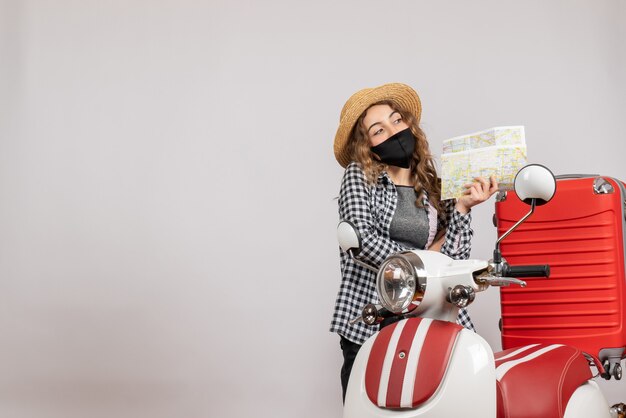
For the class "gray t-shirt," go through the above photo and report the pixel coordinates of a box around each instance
[389,185,429,249]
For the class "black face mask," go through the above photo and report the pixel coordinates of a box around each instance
[370,128,416,169]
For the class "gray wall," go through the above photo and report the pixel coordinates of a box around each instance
[0,1,624,417]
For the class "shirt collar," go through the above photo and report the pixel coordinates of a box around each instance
[378,170,393,186]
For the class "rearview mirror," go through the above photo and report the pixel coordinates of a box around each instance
[337,221,361,254]
[337,221,377,272]
[494,164,557,264]
[514,164,556,206]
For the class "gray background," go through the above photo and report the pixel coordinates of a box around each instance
[0,1,625,417]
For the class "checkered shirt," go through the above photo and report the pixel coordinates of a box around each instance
[330,162,475,345]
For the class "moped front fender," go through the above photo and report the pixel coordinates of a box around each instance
[344,325,495,418]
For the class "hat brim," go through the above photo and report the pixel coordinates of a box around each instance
[333,83,422,168]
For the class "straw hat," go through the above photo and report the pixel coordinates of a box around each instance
[333,83,422,168]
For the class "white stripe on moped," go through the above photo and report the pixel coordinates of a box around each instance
[378,320,408,406]
[495,344,540,362]
[496,344,563,381]
[400,318,433,408]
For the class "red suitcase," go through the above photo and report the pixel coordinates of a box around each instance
[495,174,626,377]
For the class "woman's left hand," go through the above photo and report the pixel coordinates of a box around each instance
[456,176,499,214]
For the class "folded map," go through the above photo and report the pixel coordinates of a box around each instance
[441,126,527,200]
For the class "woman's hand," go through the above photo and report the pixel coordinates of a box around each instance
[456,176,499,214]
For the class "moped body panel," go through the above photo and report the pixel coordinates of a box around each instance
[563,381,611,418]
[402,250,488,324]
[344,321,496,418]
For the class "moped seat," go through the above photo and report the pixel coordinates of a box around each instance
[495,344,592,418]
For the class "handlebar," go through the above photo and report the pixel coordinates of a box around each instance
[503,264,550,278]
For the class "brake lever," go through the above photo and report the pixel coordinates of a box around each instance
[481,275,527,287]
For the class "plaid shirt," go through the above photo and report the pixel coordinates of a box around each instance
[330,162,475,345]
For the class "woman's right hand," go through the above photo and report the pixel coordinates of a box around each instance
[456,175,499,214]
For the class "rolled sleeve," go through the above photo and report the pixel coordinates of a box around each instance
[440,200,473,260]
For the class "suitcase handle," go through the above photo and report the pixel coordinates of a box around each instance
[555,174,599,179]
[503,264,550,278]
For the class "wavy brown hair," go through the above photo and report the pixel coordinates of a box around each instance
[346,100,444,219]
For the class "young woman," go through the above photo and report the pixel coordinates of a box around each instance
[329,83,498,401]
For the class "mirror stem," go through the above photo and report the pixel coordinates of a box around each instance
[347,249,378,273]
[495,198,536,259]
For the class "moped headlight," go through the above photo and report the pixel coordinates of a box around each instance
[376,251,427,314]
